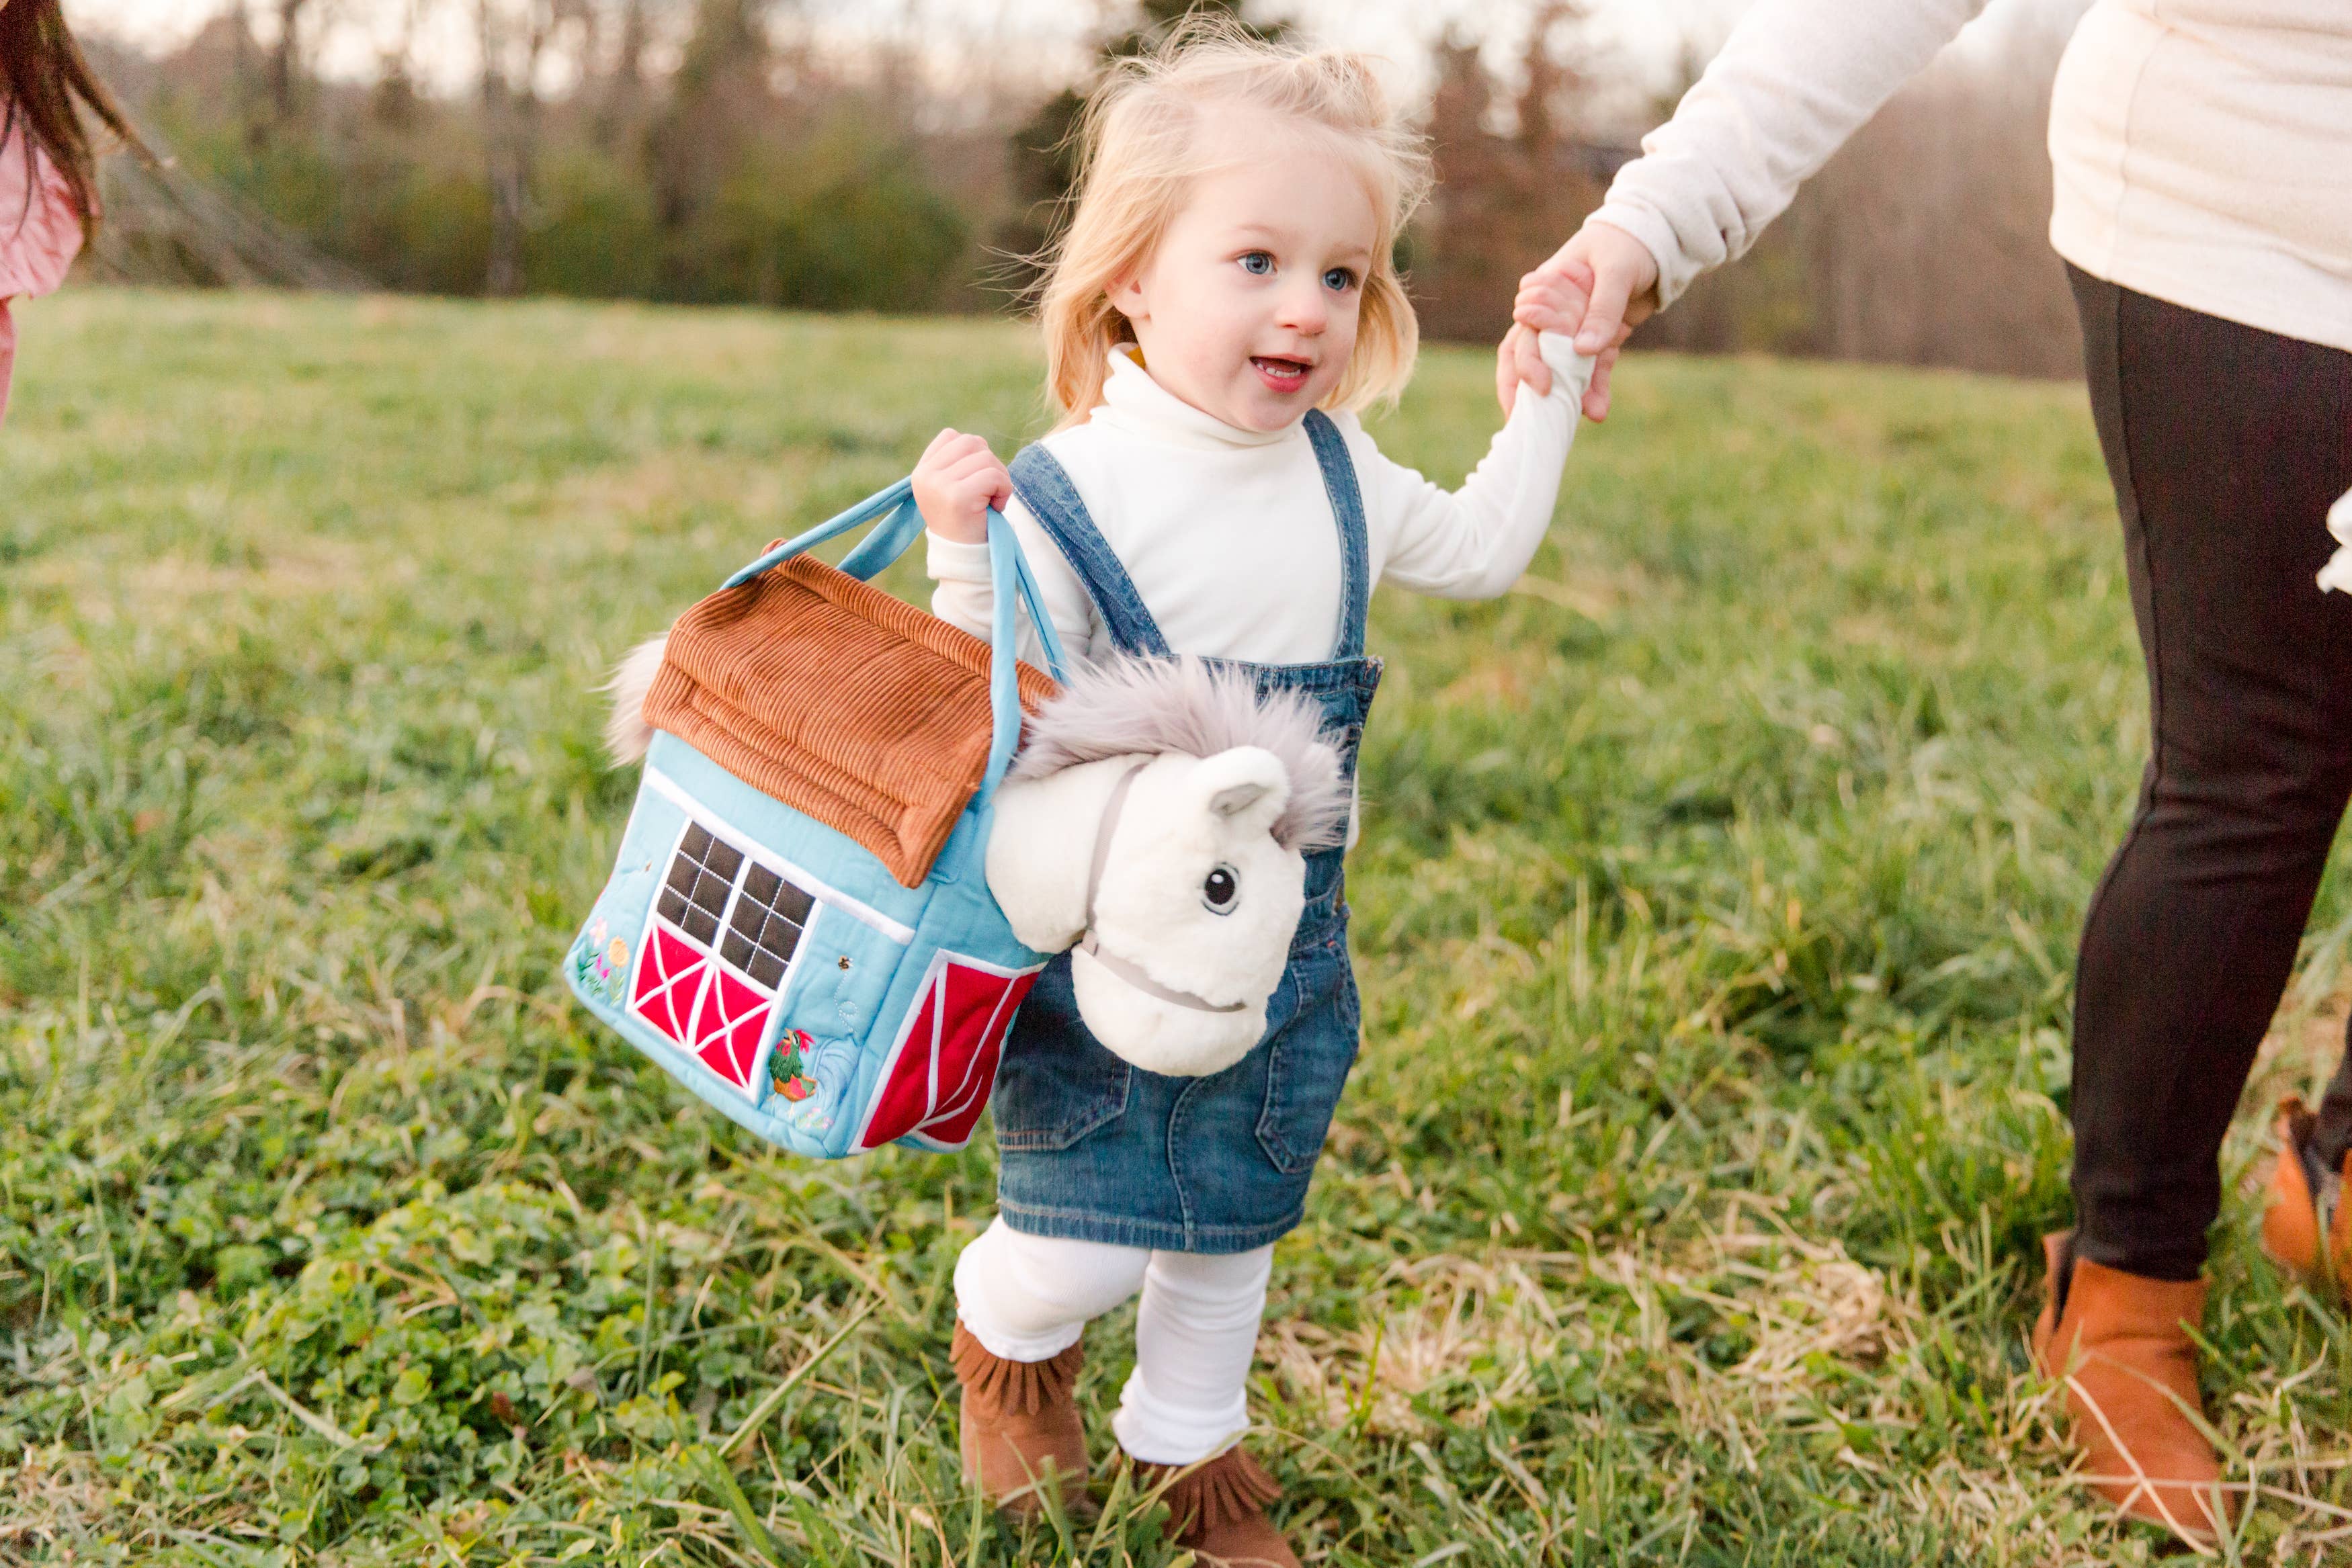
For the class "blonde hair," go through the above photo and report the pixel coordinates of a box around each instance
[1034,19,1433,428]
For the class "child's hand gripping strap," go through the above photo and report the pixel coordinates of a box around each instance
[718,476,1071,808]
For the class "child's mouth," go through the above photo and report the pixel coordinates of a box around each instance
[1251,356,1312,392]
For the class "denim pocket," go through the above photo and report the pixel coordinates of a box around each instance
[1254,939,1361,1175]
[990,958,1134,1153]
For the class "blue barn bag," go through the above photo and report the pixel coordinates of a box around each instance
[564,478,1070,1158]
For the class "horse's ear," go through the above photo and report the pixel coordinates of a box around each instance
[1212,782,1268,818]
[1193,747,1290,833]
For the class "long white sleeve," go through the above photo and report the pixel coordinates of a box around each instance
[925,497,1101,670]
[923,337,1593,668]
[1589,0,1992,309]
[1359,331,1593,601]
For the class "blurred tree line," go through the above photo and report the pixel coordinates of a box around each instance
[1411,0,2085,376]
[95,0,988,310]
[81,0,2085,377]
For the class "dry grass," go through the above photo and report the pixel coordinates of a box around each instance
[0,291,2347,1565]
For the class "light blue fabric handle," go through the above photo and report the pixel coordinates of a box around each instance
[979,508,1078,798]
[720,478,915,591]
[1007,524,1072,681]
[836,494,928,581]
[981,513,1026,801]
[717,476,1070,809]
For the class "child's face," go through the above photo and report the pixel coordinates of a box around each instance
[1110,115,1378,433]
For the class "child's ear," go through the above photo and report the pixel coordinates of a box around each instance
[1107,273,1148,324]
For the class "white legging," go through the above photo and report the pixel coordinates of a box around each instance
[953,1218,1273,1466]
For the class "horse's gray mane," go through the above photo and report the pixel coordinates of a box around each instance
[1011,654,1351,853]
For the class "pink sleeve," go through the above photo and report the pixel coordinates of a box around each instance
[0,112,85,428]
[0,114,86,301]
[0,298,15,427]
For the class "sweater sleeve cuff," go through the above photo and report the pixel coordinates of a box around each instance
[1536,331,1597,406]
[1585,201,1698,314]
[924,531,993,583]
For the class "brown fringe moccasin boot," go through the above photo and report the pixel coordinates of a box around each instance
[950,1322,1091,1520]
[2030,1231,2234,1543]
[2261,1095,2352,1303]
[1130,1446,1299,1568]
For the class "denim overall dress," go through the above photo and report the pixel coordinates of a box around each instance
[990,409,1382,1254]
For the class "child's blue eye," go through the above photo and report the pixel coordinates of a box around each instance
[1239,252,1273,276]
[1322,267,1358,292]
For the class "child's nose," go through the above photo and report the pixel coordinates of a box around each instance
[1277,279,1327,334]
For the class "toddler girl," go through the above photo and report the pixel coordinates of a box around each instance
[913,26,1593,1564]
[1,0,144,427]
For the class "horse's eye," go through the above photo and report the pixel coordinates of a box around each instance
[1202,866,1239,913]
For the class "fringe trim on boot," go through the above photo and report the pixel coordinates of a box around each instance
[1133,1446,1283,1536]
[950,1321,1083,1419]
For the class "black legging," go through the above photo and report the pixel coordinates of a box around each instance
[2068,265,2352,1282]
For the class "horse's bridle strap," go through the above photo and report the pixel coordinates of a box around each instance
[1077,759,1247,1016]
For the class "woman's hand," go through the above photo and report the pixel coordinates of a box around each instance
[913,428,1011,545]
[1498,220,1661,422]
[1496,267,1595,416]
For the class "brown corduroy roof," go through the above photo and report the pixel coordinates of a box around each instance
[642,556,1058,889]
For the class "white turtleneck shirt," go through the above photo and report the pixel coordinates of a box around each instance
[925,335,1595,669]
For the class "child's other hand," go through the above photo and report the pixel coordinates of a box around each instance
[1496,267,1597,417]
[913,428,1011,545]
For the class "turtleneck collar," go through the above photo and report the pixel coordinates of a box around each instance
[1089,343,1299,451]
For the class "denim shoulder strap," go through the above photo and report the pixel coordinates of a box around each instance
[1008,442,1172,658]
[1302,408,1370,660]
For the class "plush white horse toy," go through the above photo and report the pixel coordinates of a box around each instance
[608,641,1347,1079]
[986,656,1349,1077]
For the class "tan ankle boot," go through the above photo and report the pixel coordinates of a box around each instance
[2030,1231,2234,1542]
[2261,1096,2352,1303]
[1130,1446,1299,1568]
[950,1321,1091,1520]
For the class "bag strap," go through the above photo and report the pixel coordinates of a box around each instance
[720,478,915,591]
[716,475,1071,808]
[1009,442,1173,659]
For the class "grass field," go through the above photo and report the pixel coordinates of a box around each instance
[3,290,2349,1566]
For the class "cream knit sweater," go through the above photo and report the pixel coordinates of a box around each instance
[1589,0,2352,355]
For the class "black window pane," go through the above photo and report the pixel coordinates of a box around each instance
[704,839,744,881]
[760,916,802,961]
[730,900,765,937]
[681,823,712,861]
[722,932,757,972]
[747,949,787,990]
[666,856,699,897]
[682,907,720,945]
[773,883,814,925]
[743,863,781,907]
[658,888,689,926]
[691,871,731,914]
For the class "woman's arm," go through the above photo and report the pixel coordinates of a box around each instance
[1594,0,1994,309]
[1511,0,1995,417]
[1368,330,1595,601]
